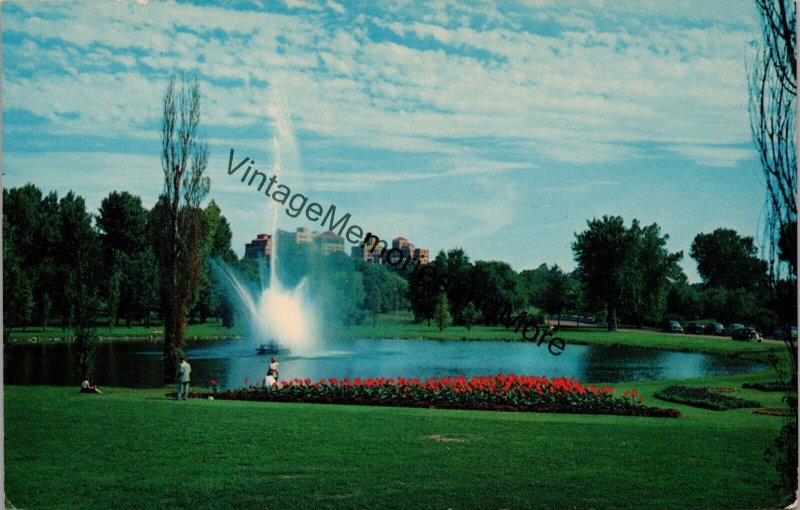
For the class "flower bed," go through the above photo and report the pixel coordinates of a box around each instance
[742,381,790,392]
[170,374,681,418]
[654,385,762,411]
[752,407,795,417]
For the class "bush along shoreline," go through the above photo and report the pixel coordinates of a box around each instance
[169,374,682,418]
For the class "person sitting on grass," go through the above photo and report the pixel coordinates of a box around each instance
[80,375,102,394]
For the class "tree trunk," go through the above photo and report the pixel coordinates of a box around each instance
[606,302,617,331]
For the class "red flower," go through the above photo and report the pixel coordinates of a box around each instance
[630,389,637,397]
[210,378,217,386]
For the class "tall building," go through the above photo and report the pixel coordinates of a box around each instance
[244,233,272,259]
[351,235,429,265]
[352,235,388,263]
[391,236,430,264]
[315,231,345,255]
[390,236,414,264]
[413,247,430,264]
[273,227,345,255]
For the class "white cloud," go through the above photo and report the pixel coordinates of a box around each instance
[666,144,756,168]
[3,0,761,187]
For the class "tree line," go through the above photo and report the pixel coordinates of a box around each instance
[408,215,795,335]
[5,183,794,341]
[3,185,237,333]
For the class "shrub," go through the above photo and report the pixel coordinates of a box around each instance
[654,385,761,411]
[742,381,790,392]
[752,408,794,417]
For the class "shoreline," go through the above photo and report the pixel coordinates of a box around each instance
[6,315,786,363]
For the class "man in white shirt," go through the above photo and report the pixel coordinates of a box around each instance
[176,357,191,400]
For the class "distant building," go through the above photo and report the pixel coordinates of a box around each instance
[316,230,345,255]
[244,233,273,259]
[295,227,314,245]
[273,227,345,255]
[351,234,429,265]
[414,247,430,264]
[389,236,414,264]
[352,234,389,263]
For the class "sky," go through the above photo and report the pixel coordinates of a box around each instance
[2,0,769,282]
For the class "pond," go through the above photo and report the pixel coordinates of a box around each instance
[4,337,767,389]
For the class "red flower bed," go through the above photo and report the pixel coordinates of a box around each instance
[172,374,681,418]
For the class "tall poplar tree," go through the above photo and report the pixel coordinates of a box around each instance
[156,74,210,382]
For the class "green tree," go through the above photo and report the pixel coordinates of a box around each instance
[466,260,524,325]
[193,200,238,323]
[3,231,34,329]
[36,192,62,327]
[97,191,148,257]
[433,289,451,331]
[623,221,683,326]
[462,301,479,331]
[519,263,550,309]
[41,293,52,331]
[357,260,409,322]
[690,228,769,291]
[3,184,53,328]
[56,192,102,377]
[130,248,160,328]
[57,192,101,328]
[97,191,148,326]
[665,276,703,321]
[540,265,579,326]
[438,248,473,324]
[155,74,210,382]
[107,268,121,327]
[572,216,632,331]
[408,258,442,326]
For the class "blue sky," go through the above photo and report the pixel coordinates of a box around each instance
[2,0,768,282]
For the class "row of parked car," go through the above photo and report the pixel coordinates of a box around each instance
[660,320,764,342]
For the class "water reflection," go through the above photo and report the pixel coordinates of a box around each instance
[5,338,766,388]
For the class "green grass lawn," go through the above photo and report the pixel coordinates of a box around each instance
[4,368,794,509]
[5,314,794,508]
[334,312,783,362]
[5,320,243,344]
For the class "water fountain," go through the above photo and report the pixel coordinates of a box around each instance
[212,93,319,354]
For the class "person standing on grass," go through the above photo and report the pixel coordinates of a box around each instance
[265,356,279,388]
[176,356,191,400]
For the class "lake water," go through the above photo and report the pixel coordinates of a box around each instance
[4,337,766,389]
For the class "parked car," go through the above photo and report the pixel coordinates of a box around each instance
[732,327,761,342]
[704,322,724,336]
[661,320,684,333]
[684,322,705,335]
[772,326,798,340]
[724,323,746,336]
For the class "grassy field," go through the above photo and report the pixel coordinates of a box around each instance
[5,320,243,344]
[333,313,783,362]
[4,368,793,510]
[6,314,794,508]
